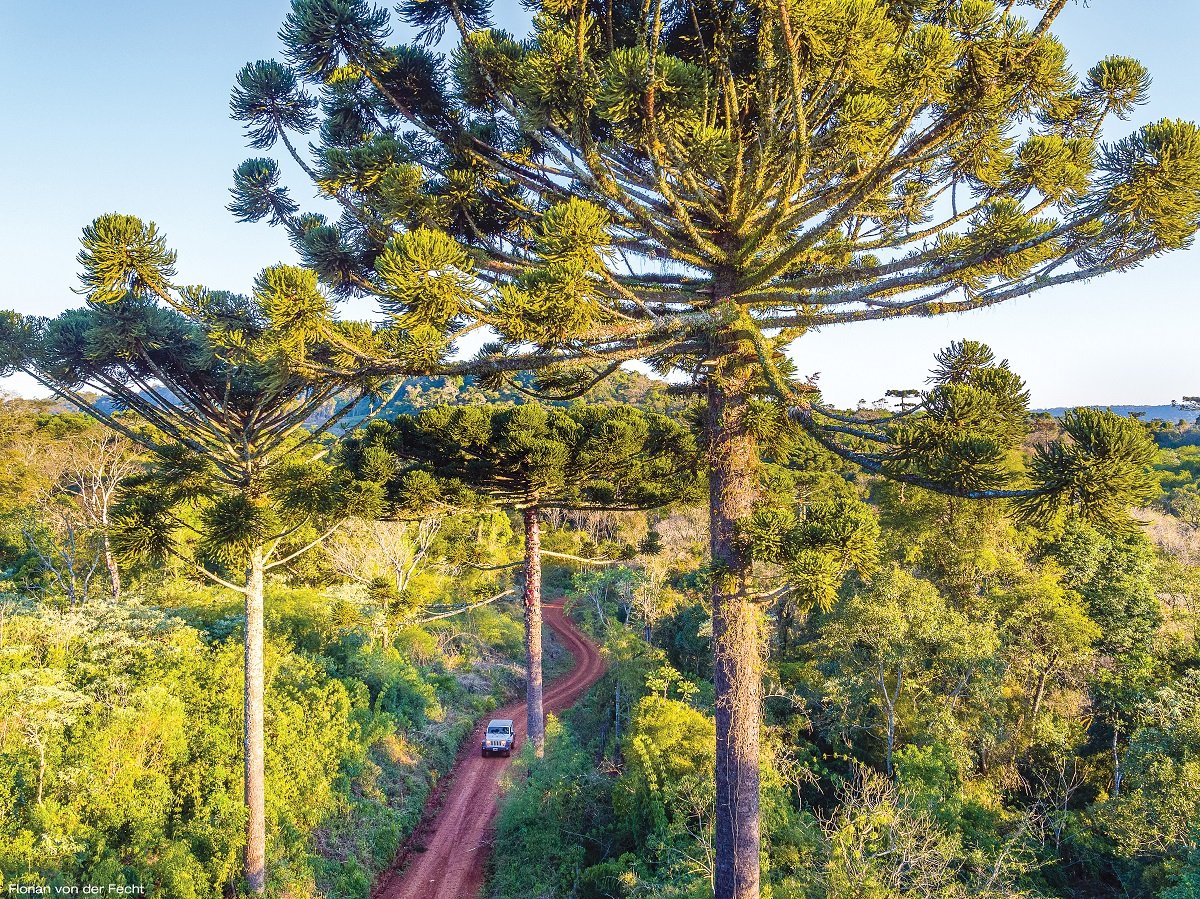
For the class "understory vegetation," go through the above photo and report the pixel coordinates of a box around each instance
[3,395,1199,898]
[0,396,553,897]
[1,588,526,897]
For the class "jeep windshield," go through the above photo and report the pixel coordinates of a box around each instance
[487,726,511,735]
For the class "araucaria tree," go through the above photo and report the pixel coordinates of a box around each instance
[159,1,1200,895]
[0,220,381,895]
[342,402,697,755]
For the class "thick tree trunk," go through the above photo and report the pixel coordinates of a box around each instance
[244,546,267,894]
[707,371,762,899]
[523,507,546,758]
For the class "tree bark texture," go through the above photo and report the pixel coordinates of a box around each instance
[523,507,546,758]
[244,545,267,894]
[707,368,763,899]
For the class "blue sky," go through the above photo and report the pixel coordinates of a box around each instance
[1,1,1196,407]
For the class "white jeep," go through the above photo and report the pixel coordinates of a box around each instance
[481,719,515,757]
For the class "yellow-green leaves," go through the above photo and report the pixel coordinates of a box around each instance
[495,268,602,345]
[253,265,333,355]
[829,93,894,167]
[514,13,600,129]
[597,48,709,142]
[893,24,959,103]
[535,199,611,269]
[1012,135,1094,204]
[198,494,281,568]
[76,214,177,304]
[375,228,480,326]
[1102,119,1200,250]
[778,0,898,88]
[1020,409,1159,533]
[317,136,415,196]
[492,200,613,346]
[1084,56,1151,120]
[451,28,524,108]
[947,0,997,38]
[942,200,1060,285]
[374,163,446,230]
[744,490,880,613]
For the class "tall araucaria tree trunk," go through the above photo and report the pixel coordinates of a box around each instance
[707,352,763,899]
[244,544,267,894]
[523,506,545,758]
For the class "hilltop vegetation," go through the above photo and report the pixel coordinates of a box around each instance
[322,369,687,431]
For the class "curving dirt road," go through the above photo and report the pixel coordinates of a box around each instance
[372,601,605,899]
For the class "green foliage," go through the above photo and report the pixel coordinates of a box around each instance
[491,719,617,899]
[747,487,880,612]
[888,341,1032,493]
[0,583,529,897]
[230,59,318,150]
[374,228,480,327]
[1043,518,1162,669]
[229,158,299,225]
[280,0,390,81]
[397,0,491,46]
[1020,409,1160,532]
[811,568,997,770]
[76,214,177,304]
[1086,672,1200,896]
[342,402,699,514]
[231,0,1200,394]
[618,693,714,839]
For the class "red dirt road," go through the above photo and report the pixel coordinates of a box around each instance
[372,602,605,899]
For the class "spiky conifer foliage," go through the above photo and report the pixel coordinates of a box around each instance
[220,0,1194,515]
[341,402,698,754]
[2,213,384,895]
[344,402,697,512]
[221,3,1198,895]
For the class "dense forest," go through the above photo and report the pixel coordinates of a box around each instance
[2,386,1199,898]
[5,0,1200,896]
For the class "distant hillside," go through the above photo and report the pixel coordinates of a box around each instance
[1034,404,1200,448]
[1036,404,1199,423]
[31,371,690,435]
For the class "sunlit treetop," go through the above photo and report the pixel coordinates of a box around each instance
[11,0,1181,530]
[2,213,388,489]
[222,0,1200,370]
[229,0,1196,526]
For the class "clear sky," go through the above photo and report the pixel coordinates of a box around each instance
[1,1,1196,407]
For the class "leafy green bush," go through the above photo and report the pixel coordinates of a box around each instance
[0,585,527,897]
